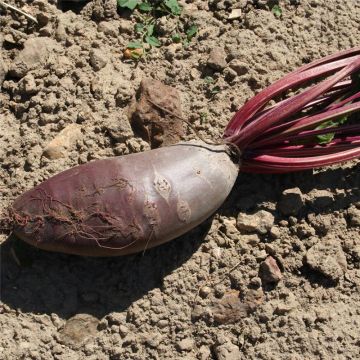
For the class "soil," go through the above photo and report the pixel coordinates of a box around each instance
[0,0,360,359]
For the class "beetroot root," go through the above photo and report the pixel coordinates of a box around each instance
[11,141,238,256]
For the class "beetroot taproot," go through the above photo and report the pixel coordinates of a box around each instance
[11,142,238,256]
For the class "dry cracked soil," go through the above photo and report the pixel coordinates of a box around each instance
[0,0,360,359]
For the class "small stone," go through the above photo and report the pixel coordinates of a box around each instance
[269,226,281,239]
[157,319,168,328]
[119,324,129,337]
[43,124,82,160]
[278,188,305,216]
[37,12,50,27]
[214,342,241,360]
[4,34,16,45]
[89,49,107,71]
[228,8,242,20]
[348,206,360,227]
[305,238,347,282]
[259,256,282,284]
[309,189,334,209]
[237,210,274,234]
[199,286,212,298]
[255,249,267,261]
[207,48,227,71]
[59,314,99,347]
[176,338,195,352]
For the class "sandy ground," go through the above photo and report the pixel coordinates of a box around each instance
[0,0,360,359]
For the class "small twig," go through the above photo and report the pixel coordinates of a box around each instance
[0,0,38,24]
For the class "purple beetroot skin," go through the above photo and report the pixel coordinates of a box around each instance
[11,141,239,256]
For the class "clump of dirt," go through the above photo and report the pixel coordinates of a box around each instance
[130,78,185,148]
[1,0,360,359]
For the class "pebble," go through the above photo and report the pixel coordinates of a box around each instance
[43,124,82,159]
[255,249,268,261]
[207,47,227,71]
[89,49,108,71]
[59,314,99,347]
[305,238,347,282]
[269,226,281,239]
[176,338,195,352]
[278,188,305,216]
[259,256,282,284]
[214,342,241,360]
[228,8,242,20]
[237,210,274,234]
[199,286,212,298]
[37,12,50,27]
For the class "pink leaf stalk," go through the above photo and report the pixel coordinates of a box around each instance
[224,47,360,173]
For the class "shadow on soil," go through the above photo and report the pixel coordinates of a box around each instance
[1,163,359,319]
[0,220,211,320]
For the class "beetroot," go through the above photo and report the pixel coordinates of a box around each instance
[9,47,360,256]
[11,142,238,256]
